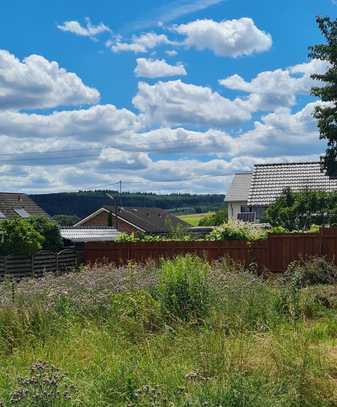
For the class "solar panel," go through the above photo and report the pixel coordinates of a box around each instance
[14,208,30,218]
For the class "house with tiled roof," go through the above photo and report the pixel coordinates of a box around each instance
[74,206,189,234]
[0,192,48,220]
[225,162,337,223]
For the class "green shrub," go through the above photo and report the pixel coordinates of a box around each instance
[117,232,138,242]
[157,255,210,321]
[269,225,288,234]
[28,216,64,251]
[0,218,44,256]
[199,207,228,226]
[284,257,337,288]
[206,220,266,241]
[116,232,191,242]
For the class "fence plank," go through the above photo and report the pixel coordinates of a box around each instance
[57,249,78,274]
[0,248,79,280]
[84,228,337,273]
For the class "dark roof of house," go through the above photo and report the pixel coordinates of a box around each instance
[248,162,337,206]
[224,172,252,202]
[103,206,189,233]
[0,192,48,220]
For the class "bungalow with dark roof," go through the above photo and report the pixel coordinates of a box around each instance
[74,206,189,234]
[225,162,337,223]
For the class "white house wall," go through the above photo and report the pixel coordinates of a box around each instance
[227,201,246,221]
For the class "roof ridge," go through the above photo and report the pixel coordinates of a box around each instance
[254,161,321,167]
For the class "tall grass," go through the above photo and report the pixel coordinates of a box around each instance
[157,255,210,321]
[0,256,336,405]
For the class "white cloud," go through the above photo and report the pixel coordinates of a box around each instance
[165,50,178,57]
[173,17,272,57]
[57,18,111,39]
[0,50,99,110]
[135,58,187,78]
[230,102,323,157]
[97,148,151,171]
[133,0,225,30]
[133,80,253,127]
[108,32,171,53]
[0,104,140,141]
[0,46,325,194]
[220,59,328,111]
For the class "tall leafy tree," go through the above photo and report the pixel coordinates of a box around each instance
[265,188,337,230]
[310,17,337,176]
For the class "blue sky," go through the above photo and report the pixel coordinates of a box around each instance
[0,0,336,194]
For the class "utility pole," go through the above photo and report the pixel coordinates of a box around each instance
[106,180,122,231]
[118,180,122,207]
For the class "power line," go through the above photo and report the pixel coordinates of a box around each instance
[0,151,101,163]
[0,148,101,157]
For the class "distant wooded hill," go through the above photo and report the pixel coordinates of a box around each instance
[31,191,226,219]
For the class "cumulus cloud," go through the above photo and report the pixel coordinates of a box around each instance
[165,50,178,57]
[0,45,325,194]
[133,80,253,127]
[173,17,272,57]
[108,32,171,53]
[0,50,99,110]
[0,104,140,141]
[220,59,328,111]
[117,127,234,154]
[57,18,111,39]
[231,102,323,157]
[135,58,187,78]
[97,148,151,171]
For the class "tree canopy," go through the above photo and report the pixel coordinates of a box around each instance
[28,216,64,252]
[265,188,337,230]
[0,218,45,256]
[310,17,337,177]
[199,208,228,226]
[0,216,63,256]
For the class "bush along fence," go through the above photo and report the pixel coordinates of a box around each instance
[84,227,337,273]
[0,249,79,280]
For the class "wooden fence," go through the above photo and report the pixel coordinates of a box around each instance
[84,227,337,273]
[0,249,79,280]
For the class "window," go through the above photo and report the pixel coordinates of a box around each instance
[240,205,250,213]
[14,208,30,218]
[0,211,6,219]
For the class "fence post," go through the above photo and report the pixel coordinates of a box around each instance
[31,253,35,279]
[56,251,59,276]
[319,227,324,257]
[11,279,15,304]
[4,255,7,279]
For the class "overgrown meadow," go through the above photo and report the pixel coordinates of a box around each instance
[0,256,337,405]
